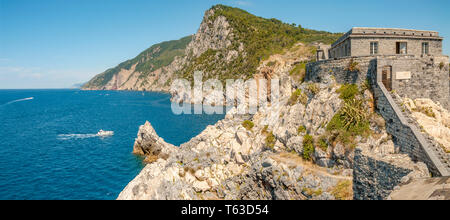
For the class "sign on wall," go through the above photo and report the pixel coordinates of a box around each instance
[396,71,412,80]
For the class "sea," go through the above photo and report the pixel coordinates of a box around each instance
[0,89,225,200]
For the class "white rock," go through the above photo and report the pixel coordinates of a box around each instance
[193,181,210,192]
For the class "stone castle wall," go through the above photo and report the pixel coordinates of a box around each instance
[351,38,443,57]
[305,56,376,84]
[377,56,449,109]
[352,149,413,200]
[369,70,449,176]
[330,28,443,59]
[306,55,449,109]
[306,55,450,190]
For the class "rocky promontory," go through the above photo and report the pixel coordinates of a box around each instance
[111,5,436,200]
[118,61,429,200]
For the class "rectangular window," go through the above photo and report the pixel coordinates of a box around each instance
[370,42,378,55]
[396,42,407,54]
[422,42,429,55]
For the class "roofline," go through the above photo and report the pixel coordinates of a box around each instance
[332,27,443,47]
[352,27,439,33]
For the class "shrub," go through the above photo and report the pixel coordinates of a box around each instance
[317,136,328,151]
[288,89,308,106]
[290,62,306,83]
[337,84,359,101]
[297,125,307,134]
[267,61,277,67]
[265,132,276,150]
[327,99,370,145]
[302,134,315,160]
[439,62,445,70]
[288,89,301,105]
[415,106,436,118]
[308,83,320,95]
[242,120,255,131]
[331,180,353,200]
[346,58,360,72]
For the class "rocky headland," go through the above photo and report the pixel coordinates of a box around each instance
[81,5,448,200]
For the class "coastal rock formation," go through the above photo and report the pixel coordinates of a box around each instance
[118,70,429,200]
[87,5,438,200]
[82,5,340,97]
[132,122,178,163]
[403,98,450,152]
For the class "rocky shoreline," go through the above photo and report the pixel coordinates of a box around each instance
[117,71,430,200]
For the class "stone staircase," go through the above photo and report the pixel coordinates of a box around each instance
[391,93,450,172]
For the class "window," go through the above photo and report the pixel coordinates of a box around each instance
[370,42,378,55]
[396,42,407,54]
[422,42,429,55]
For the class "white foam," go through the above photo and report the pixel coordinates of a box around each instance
[57,134,98,140]
[2,97,34,106]
[57,131,114,140]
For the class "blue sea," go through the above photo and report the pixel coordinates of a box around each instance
[0,89,225,200]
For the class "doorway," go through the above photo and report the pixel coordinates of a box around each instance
[382,66,393,91]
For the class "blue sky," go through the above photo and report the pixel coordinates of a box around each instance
[0,0,449,89]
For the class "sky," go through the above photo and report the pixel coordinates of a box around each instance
[0,0,449,89]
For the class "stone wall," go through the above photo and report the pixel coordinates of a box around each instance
[306,55,450,176]
[306,55,449,110]
[306,56,376,84]
[350,37,442,57]
[353,149,412,200]
[370,66,450,176]
[329,28,443,59]
[329,38,351,58]
[377,55,449,109]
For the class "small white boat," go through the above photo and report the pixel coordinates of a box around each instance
[97,130,114,137]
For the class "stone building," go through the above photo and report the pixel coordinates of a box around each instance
[312,27,449,108]
[328,27,443,59]
[316,43,331,61]
[307,27,450,179]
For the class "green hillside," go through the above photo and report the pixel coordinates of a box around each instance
[83,35,193,89]
[179,4,342,81]
[83,4,342,89]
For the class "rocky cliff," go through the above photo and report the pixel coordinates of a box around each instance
[81,5,434,200]
[118,45,429,200]
[82,5,340,94]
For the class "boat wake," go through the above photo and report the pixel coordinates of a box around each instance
[57,134,98,140]
[57,130,114,140]
[1,97,34,106]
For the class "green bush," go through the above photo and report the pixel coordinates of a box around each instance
[327,99,370,145]
[288,89,308,106]
[346,58,360,72]
[242,120,255,131]
[266,132,276,150]
[290,62,307,83]
[337,84,359,101]
[318,136,328,151]
[302,134,315,160]
[308,83,320,95]
[297,125,307,134]
[267,61,277,67]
